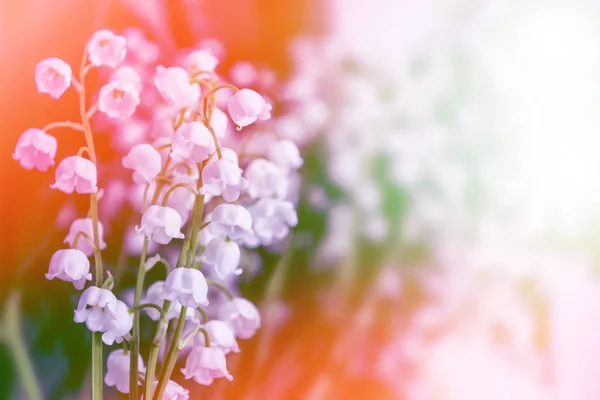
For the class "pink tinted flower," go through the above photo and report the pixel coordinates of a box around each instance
[187,49,219,73]
[98,80,140,118]
[122,143,162,184]
[102,300,133,345]
[147,380,190,400]
[110,65,143,93]
[208,204,253,241]
[197,38,226,61]
[46,249,92,290]
[229,61,258,87]
[181,346,233,385]
[143,281,183,321]
[105,349,145,394]
[268,140,303,171]
[112,118,148,153]
[247,198,298,246]
[209,107,229,138]
[162,380,190,400]
[227,89,272,128]
[87,29,127,68]
[73,286,118,332]
[136,205,184,244]
[201,238,241,279]
[218,298,261,339]
[194,320,240,354]
[200,155,249,202]
[64,218,107,257]
[34,57,72,99]
[244,159,289,199]
[162,268,208,308]
[124,226,159,256]
[122,27,160,65]
[154,66,200,111]
[170,122,215,162]
[51,156,98,194]
[13,128,57,171]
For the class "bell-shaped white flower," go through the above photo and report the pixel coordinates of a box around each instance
[218,297,261,339]
[200,151,249,202]
[247,198,298,246]
[162,268,209,308]
[122,143,162,184]
[46,249,92,290]
[200,238,240,279]
[244,158,289,199]
[64,218,107,257]
[181,346,233,385]
[102,300,133,345]
[170,121,215,162]
[208,204,253,241]
[136,205,185,244]
[267,139,303,171]
[143,281,195,321]
[73,286,118,332]
[105,349,145,394]
[194,320,240,354]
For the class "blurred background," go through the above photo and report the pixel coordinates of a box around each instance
[3,0,600,399]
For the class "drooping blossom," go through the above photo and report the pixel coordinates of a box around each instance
[218,298,261,339]
[13,128,58,171]
[187,49,219,73]
[46,249,92,290]
[268,140,304,171]
[181,346,233,385]
[162,267,209,308]
[143,281,194,321]
[247,198,298,246]
[87,29,127,68]
[170,121,215,162]
[208,204,253,241]
[122,143,162,184]
[244,158,289,199]
[98,80,140,118]
[227,89,272,128]
[122,27,160,65]
[209,107,229,138]
[50,156,98,194]
[102,300,133,345]
[200,154,249,202]
[154,66,200,111]
[150,380,190,400]
[64,218,107,257]
[110,65,143,93]
[105,349,145,394]
[34,57,72,99]
[201,238,241,279]
[73,286,118,332]
[194,320,240,354]
[136,205,185,244]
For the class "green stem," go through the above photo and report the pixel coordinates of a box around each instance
[152,307,187,400]
[92,332,103,400]
[77,48,104,400]
[3,291,42,400]
[130,238,149,400]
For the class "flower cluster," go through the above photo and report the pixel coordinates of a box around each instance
[17,28,301,399]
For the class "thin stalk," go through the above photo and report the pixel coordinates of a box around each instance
[77,48,104,400]
[152,307,187,400]
[130,238,149,400]
[91,332,103,400]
